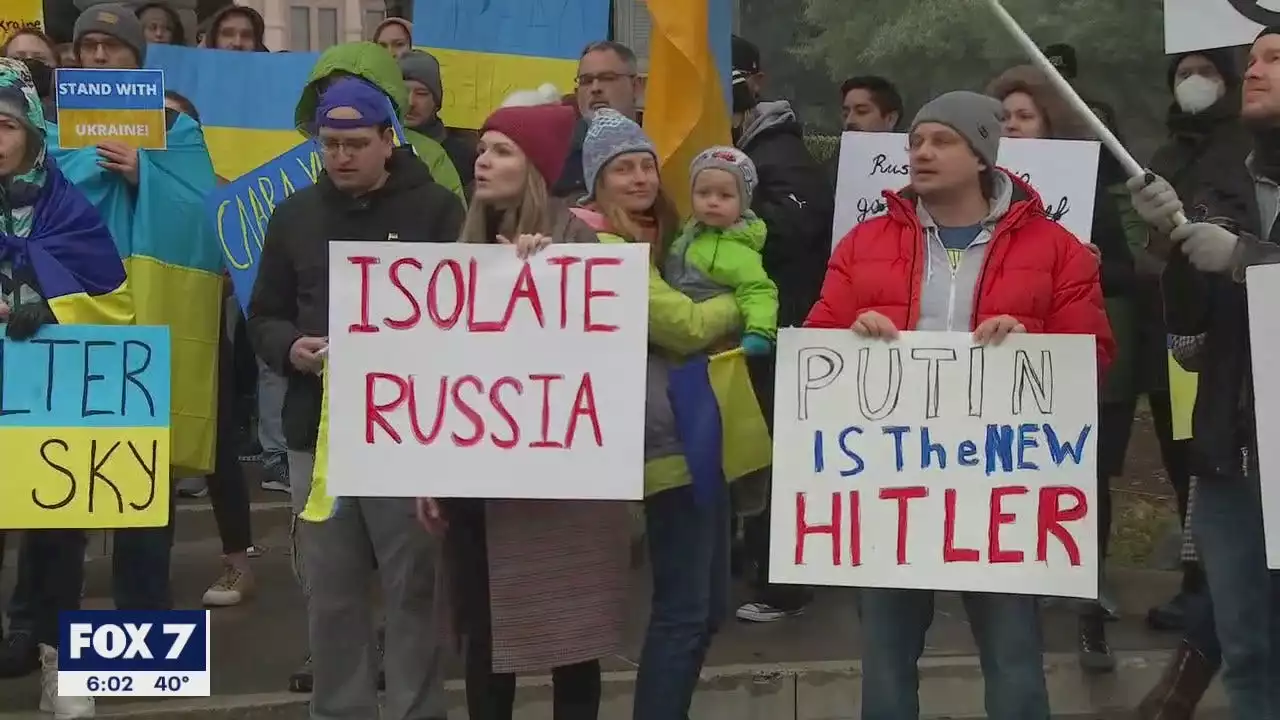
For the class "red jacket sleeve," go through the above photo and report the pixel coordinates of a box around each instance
[804,224,865,329]
[1043,228,1115,377]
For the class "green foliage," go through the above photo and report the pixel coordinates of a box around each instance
[804,133,841,163]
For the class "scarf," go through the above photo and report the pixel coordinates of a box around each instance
[1166,94,1238,143]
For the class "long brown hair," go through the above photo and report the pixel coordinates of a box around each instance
[460,166,552,243]
[985,64,1093,141]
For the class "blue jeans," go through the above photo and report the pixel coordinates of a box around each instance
[256,358,287,458]
[633,483,730,720]
[112,491,177,610]
[1192,452,1280,720]
[859,590,1049,720]
[5,530,86,647]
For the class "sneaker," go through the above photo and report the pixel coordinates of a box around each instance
[736,601,805,623]
[176,476,208,498]
[38,643,95,718]
[1078,611,1116,674]
[202,564,255,607]
[0,631,38,678]
[260,454,291,493]
[238,438,264,464]
[245,544,265,558]
[288,654,312,693]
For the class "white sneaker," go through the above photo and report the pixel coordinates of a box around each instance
[202,564,255,607]
[38,644,95,719]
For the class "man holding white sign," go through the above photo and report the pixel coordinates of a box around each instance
[799,90,1113,719]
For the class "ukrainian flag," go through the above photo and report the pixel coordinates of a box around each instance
[48,113,224,475]
[644,0,734,217]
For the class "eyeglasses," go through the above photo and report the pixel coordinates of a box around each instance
[576,72,635,87]
[319,137,374,156]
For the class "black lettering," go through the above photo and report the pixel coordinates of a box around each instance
[121,340,156,417]
[81,340,115,417]
[0,340,31,416]
[856,196,888,223]
[869,154,909,177]
[33,439,75,510]
[125,440,158,511]
[88,439,124,514]
[1043,196,1070,222]
[30,338,78,412]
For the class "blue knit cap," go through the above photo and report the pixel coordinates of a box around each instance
[581,108,656,201]
[316,77,392,130]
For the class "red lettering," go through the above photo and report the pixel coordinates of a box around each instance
[348,256,380,333]
[562,373,602,448]
[880,486,928,565]
[365,372,406,443]
[584,257,621,332]
[498,262,546,329]
[849,490,861,566]
[384,257,422,330]
[794,491,841,566]
[988,485,1028,564]
[489,376,523,449]
[427,259,464,329]
[546,256,581,329]
[942,488,979,563]
[1036,486,1087,565]
[466,258,504,332]
[449,375,484,447]
[406,376,446,445]
[528,373,565,448]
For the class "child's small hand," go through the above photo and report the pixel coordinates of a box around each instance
[741,333,773,356]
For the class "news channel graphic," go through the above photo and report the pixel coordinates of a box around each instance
[57,610,210,697]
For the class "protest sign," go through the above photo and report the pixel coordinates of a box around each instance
[326,242,649,500]
[769,329,1099,598]
[1165,0,1269,53]
[1245,264,1280,568]
[0,325,171,529]
[0,0,42,46]
[830,132,1100,248]
[56,69,166,150]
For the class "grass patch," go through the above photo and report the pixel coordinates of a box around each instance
[1108,490,1178,567]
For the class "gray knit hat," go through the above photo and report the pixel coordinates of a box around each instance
[690,146,758,206]
[581,108,656,201]
[910,90,1003,169]
[399,50,443,107]
[74,3,147,65]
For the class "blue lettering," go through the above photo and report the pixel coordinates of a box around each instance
[919,426,947,469]
[882,425,910,471]
[812,429,824,473]
[1016,423,1040,470]
[837,426,865,477]
[984,424,1014,476]
[1044,423,1092,465]
[958,440,978,466]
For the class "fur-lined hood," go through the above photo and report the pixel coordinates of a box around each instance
[986,64,1093,141]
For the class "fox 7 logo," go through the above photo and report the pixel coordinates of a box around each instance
[68,622,197,661]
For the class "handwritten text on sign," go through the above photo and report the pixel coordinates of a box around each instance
[830,132,1100,248]
[326,243,649,500]
[768,330,1099,598]
[0,325,172,529]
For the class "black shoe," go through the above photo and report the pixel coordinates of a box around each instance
[0,632,39,679]
[1078,612,1116,674]
[288,654,312,693]
[1147,592,1188,632]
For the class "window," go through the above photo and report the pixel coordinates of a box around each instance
[289,6,311,52]
[363,2,386,40]
[318,8,338,48]
[289,1,344,52]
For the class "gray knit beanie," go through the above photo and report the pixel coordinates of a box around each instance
[74,3,147,65]
[690,146,758,206]
[910,91,1003,169]
[581,108,656,202]
[399,50,443,108]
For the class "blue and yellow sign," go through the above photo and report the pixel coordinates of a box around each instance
[0,325,172,529]
[56,68,166,150]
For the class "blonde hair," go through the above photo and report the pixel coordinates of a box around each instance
[460,166,552,243]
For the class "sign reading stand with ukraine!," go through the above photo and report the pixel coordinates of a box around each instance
[56,68,167,150]
[0,325,172,529]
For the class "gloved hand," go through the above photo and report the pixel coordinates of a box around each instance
[1171,222,1240,274]
[741,332,773,356]
[1125,173,1183,234]
[5,302,54,341]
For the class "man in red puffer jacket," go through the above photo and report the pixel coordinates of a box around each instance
[806,90,1114,719]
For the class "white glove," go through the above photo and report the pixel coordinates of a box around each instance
[1125,173,1183,234]
[1171,222,1240,274]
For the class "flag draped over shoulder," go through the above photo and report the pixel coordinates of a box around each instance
[0,163,134,326]
[643,0,734,217]
[47,114,223,475]
[667,349,771,503]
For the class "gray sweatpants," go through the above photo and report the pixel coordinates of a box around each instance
[290,452,446,720]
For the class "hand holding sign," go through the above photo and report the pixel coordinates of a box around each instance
[497,233,553,259]
[96,141,140,185]
[290,336,328,375]
[852,310,899,340]
[972,315,1026,345]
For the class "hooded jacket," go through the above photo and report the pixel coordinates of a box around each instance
[734,100,835,328]
[295,42,464,202]
[667,213,777,340]
[247,148,463,451]
[137,2,188,46]
[201,4,266,50]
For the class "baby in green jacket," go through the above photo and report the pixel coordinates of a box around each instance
[664,146,779,356]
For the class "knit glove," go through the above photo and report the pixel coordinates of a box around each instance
[1171,222,1239,274]
[1125,173,1183,235]
[5,302,54,341]
[741,333,773,357]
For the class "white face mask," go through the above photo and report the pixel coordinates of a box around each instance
[1174,74,1225,114]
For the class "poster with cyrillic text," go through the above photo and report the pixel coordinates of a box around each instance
[326,242,649,500]
[831,132,1100,248]
[1245,264,1280,569]
[769,329,1099,598]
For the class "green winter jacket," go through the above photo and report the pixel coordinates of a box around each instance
[667,212,777,340]
[294,42,465,202]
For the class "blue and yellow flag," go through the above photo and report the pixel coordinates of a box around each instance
[48,113,223,475]
[644,0,734,217]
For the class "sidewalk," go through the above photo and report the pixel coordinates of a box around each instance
[0,511,1223,719]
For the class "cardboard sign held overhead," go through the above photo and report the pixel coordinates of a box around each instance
[1165,0,1273,53]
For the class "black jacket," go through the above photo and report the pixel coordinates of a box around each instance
[246,149,465,451]
[414,119,478,200]
[1092,148,1136,298]
[735,100,835,327]
[552,118,589,200]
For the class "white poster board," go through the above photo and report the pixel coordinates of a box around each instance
[1245,263,1280,568]
[831,132,1100,248]
[769,329,1100,598]
[1165,0,1269,53]
[326,242,650,500]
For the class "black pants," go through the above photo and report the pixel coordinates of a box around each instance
[457,503,601,720]
[2,530,86,647]
[208,322,252,555]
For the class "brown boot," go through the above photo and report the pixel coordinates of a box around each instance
[1136,641,1216,719]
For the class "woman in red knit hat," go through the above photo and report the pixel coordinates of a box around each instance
[416,94,627,720]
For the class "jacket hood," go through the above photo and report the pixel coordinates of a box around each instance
[137,2,187,46]
[737,99,800,149]
[986,64,1093,140]
[0,58,47,195]
[318,147,432,203]
[296,42,407,136]
[202,5,266,50]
